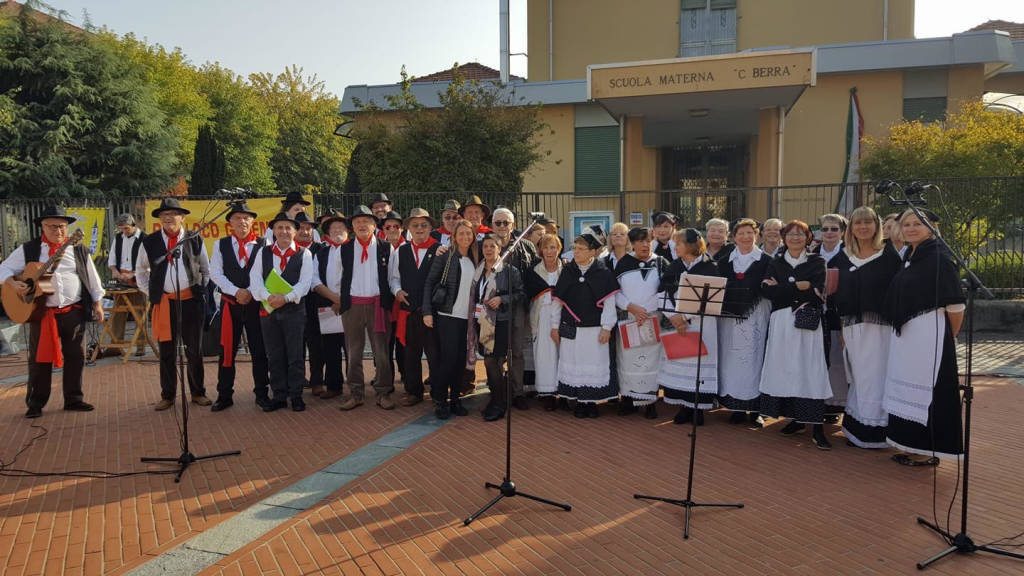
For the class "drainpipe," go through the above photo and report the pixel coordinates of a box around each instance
[500,0,510,85]
[883,0,889,41]
[549,0,554,81]
[775,106,785,216]
[619,115,627,220]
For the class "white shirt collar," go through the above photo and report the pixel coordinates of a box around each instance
[784,250,808,267]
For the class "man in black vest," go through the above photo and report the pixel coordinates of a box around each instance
[295,211,325,395]
[209,201,270,412]
[311,211,348,400]
[0,206,105,418]
[136,198,211,411]
[388,208,440,407]
[338,205,396,411]
[249,212,313,412]
[105,213,146,356]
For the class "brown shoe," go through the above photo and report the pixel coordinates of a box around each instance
[400,395,423,407]
[191,395,212,406]
[311,385,326,396]
[338,397,364,411]
[377,394,396,410]
[319,389,343,400]
[154,398,175,411]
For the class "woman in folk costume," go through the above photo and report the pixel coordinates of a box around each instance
[882,209,964,466]
[814,213,849,422]
[524,234,565,411]
[716,218,773,426]
[657,228,720,425]
[601,221,630,407]
[830,206,902,449]
[476,235,525,422]
[551,226,620,418]
[613,227,670,419]
[651,212,677,261]
[758,220,833,450]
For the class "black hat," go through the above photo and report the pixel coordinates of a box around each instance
[652,211,677,226]
[404,207,436,229]
[681,228,703,244]
[151,197,191,218]
[459,195,491,219]
[320,211,348,229]
[268,211,299,230]
[348,204,377,224]
[576,224,606,250]
[369,193,392,207]
[280,191,311,206]
[294,211,317,229]
[382,210,403,226]
[225,201,258,221]
[34,206,77,225]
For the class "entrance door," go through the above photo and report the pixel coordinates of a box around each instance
[660,144,748,224]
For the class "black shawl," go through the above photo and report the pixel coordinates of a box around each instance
[761,251,827,313]
[719,250,772,318]
[831,243,902,325]
[883,238,965,332]
[552,258,619,328]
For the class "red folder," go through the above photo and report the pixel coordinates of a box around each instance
[662,330,708,360]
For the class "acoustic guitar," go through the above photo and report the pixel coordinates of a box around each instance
[2,229,85,324]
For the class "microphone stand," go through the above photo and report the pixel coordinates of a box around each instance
[887,184,1021,569]
[464,218,572,525]
[141,200,243,483]
[634,280,744,538]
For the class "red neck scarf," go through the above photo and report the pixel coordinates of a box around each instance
[42,237,62,259]
[236,232,257,264]
[476,224,492,235]
[411,236,438,267]
[273,244,295,271]
[357,236,372,263]
[296,239,312,249]
[165,231,179,264]
[323,236,344,248]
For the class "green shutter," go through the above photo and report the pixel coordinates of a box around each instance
[575,126,620,196]
[903,97,947,123]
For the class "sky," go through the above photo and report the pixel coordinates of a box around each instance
[36,0,1024,98]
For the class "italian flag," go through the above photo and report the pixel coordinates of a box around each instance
[838,87,863,214]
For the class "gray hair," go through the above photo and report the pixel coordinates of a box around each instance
[115,213,136,226]
[492,207,514,222]
[705,218,729,232]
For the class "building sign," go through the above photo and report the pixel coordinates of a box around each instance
[589,50,814,100]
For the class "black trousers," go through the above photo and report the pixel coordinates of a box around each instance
[402,310,437,400]
[261,304,306,401]
[158,297,206,401]
[305,303,324,387]
[216,299,269,400]
[433,315,467,405]
[26,306,87,410]
[321,332,346,392]
[389,322,406,382]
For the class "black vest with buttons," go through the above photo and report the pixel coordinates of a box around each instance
[338,237,393,314]
[217,236,264,290]
[22,239,94,308]
[140,232,204,303]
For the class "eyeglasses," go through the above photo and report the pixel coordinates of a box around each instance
[442,215,460,221]
[820,226,842,232]
[492,220,512,227]
[408,222,430,229]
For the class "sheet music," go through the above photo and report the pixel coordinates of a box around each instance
[675,274,727,316]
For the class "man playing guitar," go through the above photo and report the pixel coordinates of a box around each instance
[0,206,105,418]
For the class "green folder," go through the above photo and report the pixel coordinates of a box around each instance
[262,268,295,314]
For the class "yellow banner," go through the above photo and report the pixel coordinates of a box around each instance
[67,207,107,256]
[143,196,314,255]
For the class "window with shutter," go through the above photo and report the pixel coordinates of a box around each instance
[680,0,736,57]
[903,97,947,123]
[574,126,620,196]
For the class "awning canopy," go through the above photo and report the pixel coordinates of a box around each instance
[588,50,815,146]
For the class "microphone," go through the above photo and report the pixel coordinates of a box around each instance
[885,180,929,207]
[874,180,896,194]
[216,187,258,200]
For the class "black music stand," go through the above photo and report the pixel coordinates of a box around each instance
[464,218,572,526]
[634,276,744,538]
[141,200,242,482]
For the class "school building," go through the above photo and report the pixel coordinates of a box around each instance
[341,1,1024,228]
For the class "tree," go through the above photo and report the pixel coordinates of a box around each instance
[349,65,549,207]
[250,65,353,195]
[197,63,277,193]
[190,124,225,195]
[0,1,178,198]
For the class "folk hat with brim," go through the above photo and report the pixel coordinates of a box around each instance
[268,212,299,229]
[382,210,403,226]
[349,204,377,224]
[576,224,606,250]
[441,199,461,215]
[225,201,258,220]
[34,206,77,225]
[294,211,317,229]
[321,211,348,229]
[403,207,436,229]
[151,197,191,218]
[281,191,311,206]
[369,193,392,207]
[459,195,491,219]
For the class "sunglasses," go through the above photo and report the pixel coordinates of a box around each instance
[383,224,401,231]
[492,221,512,227]
[820,226,842,232]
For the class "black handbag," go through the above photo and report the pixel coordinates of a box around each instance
[430,252,454,310]
[558,316,577,340]
[793,302,821,331]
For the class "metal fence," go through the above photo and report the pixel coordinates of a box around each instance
[2,176,1022,295]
